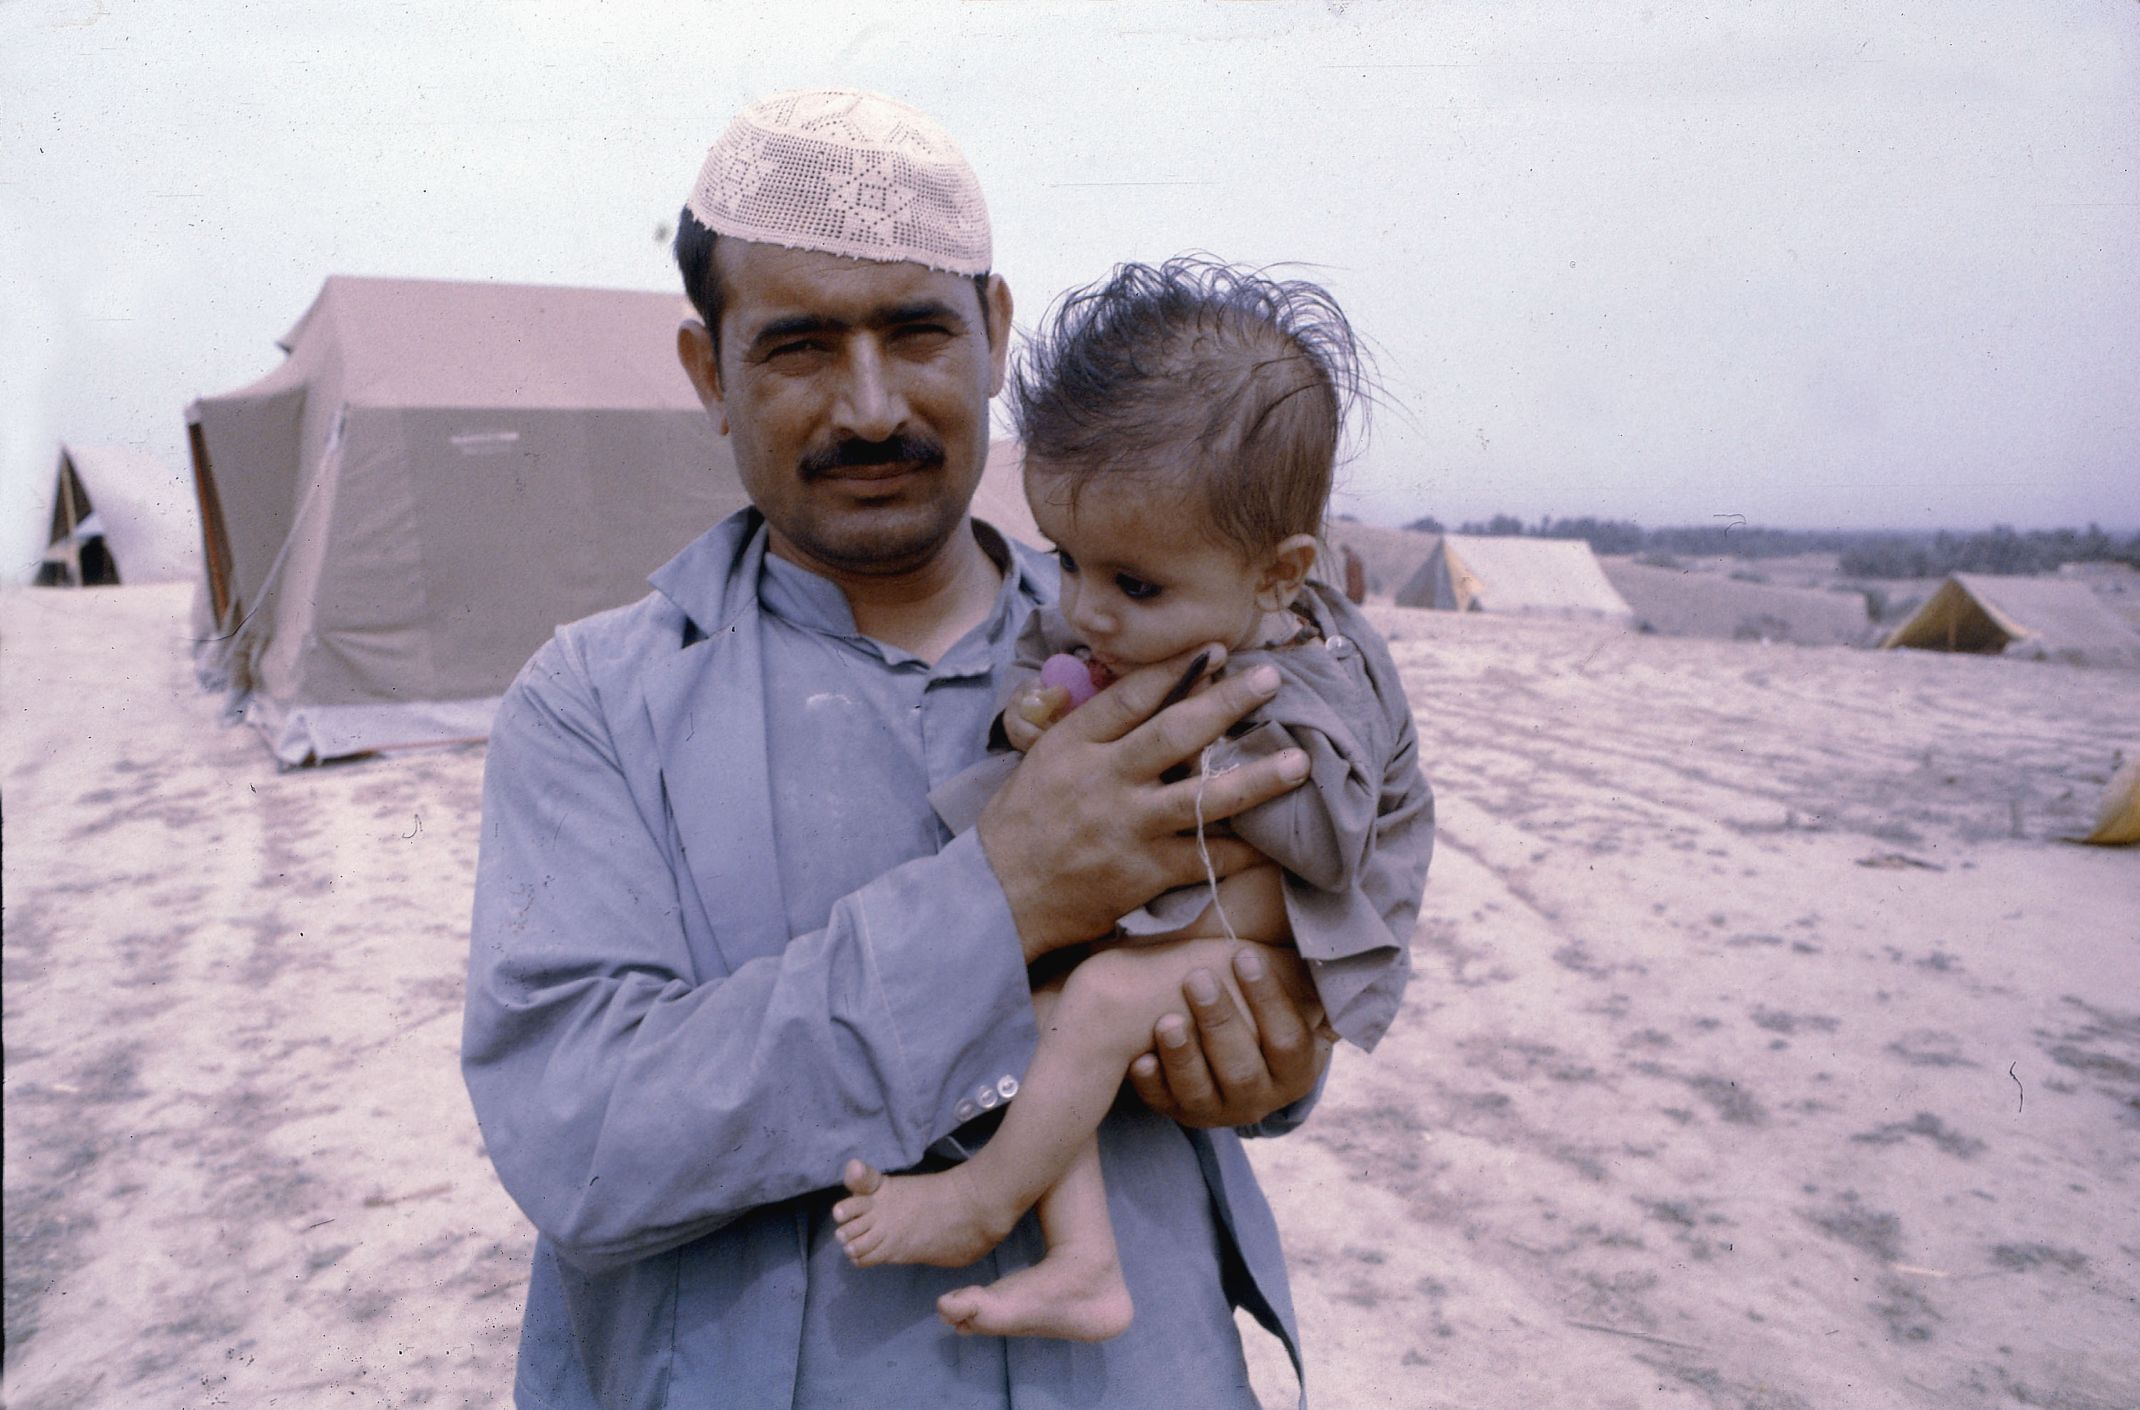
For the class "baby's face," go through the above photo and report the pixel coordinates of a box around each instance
[1025,464,1271,676]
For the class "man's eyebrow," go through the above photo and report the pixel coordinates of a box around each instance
[868,300,967,330]
[745,313,846,350]
[743,301,968,353]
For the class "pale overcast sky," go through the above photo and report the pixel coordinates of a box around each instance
[4,0,2137,582]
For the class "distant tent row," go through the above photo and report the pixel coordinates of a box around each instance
[36,444,200,588]
[49,274,2131,767]
[1881,573,2140,670]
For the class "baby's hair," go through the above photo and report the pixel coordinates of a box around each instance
[1007,255,1367,557]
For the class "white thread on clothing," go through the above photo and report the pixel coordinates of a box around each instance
[1192,743,1240,945]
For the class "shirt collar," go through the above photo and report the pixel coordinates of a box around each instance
[757,518,1053,674]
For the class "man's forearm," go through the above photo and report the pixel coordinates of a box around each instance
[463,656,1038,1273]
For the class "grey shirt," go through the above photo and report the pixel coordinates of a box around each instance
[464,513,1299,1409]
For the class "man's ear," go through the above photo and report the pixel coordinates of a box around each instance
[677,319,727,433]
[983,276,1014,397]
[1257,534,1321,611]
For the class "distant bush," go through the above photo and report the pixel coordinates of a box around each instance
[1838,525,2140,578]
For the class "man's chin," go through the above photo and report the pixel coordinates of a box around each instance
[782,502,971,577]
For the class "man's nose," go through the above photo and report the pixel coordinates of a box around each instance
[831,341,907,442]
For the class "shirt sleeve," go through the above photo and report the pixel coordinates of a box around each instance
[460,632,1039,1276]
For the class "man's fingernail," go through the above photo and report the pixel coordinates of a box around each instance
[1249,665,1281,694]
[1235,948,1265,982]
[1187,969,1220,1004]
[1279,749,1310,782]
[1159,1017,1190,1048]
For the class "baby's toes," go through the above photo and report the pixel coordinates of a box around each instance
[844,1226,889,1266]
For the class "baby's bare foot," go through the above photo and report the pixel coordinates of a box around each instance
[936,1244,1133,1341]
[831,1158,1014,1269]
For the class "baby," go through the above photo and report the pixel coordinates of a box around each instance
[833,257,1434,1343]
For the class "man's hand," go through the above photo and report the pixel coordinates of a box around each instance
[1128,945,1330,1129]
[978,644,1311,963]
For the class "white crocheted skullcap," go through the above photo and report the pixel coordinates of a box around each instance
[687,89,991,277]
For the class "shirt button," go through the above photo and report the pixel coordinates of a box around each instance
[954,1099,979,1122]
[977,1083,1001,1110]
[996,1075,1020,1100]
[1326,634,1354,658]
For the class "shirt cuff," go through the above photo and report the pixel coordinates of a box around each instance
[858,829,1039,1156]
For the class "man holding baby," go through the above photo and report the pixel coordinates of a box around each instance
[463,90,1384,1409]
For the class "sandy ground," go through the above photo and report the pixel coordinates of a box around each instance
[4,583,2135,1409]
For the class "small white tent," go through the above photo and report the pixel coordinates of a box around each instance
[1881,573,2140,669]
[1397,533,1635,623]
[35,445,201,587]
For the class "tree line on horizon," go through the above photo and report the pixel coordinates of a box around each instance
[1388,514,2140,578]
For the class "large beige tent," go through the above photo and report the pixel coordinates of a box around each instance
[35,444,201,587]
[189,276,750,763]
[1880,573,2140,668]
[1397,533,1635,623]
[188,277,1038,766]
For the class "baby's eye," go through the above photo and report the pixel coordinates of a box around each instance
[1054,548,1079,575]
[1115,574,1160,601]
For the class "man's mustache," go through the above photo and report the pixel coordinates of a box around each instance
[799,434,946,478]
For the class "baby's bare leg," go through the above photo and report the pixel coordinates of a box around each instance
[936,1133,1133,1341]
[833,935,1263,1269]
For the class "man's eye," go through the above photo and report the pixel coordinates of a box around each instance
[895,324,953,344]
[1054,549,1079,575]
[766,340,827,361]
[1115,574,1160,601]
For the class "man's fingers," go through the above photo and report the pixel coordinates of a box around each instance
[1118,663,1284,779]
[1233,947,1324,1099]
[1148,1010,1220,1119]
[1127,1051,1176,1118]
[1157,746,1309,833]
[1059,644,1228,746]
[1142,835,1262,896]
[1183,965,1264,1100]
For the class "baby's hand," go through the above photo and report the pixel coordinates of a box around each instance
[1004,684,1071,751]
[1006,654,1112,751]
